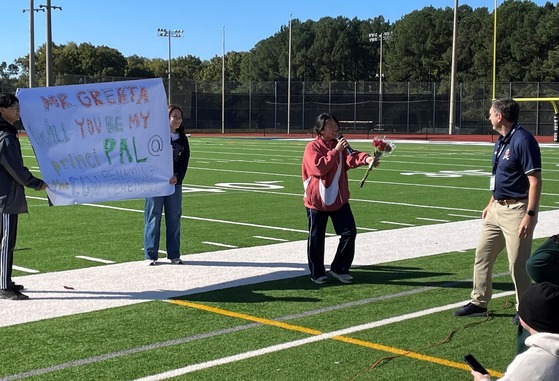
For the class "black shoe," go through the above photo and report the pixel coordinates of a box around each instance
[10,281,24,291]
[0,289,29,300]
[512,313,520,325]
[453,302,487,317]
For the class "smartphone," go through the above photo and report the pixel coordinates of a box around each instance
[463,354,489,374]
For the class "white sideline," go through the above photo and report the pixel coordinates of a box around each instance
[1,210,558,328]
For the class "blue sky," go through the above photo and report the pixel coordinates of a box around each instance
[2,0,549,65]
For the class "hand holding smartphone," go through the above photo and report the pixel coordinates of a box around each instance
[463,354,489,374]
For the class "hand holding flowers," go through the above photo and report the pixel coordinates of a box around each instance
[358,136,395,188]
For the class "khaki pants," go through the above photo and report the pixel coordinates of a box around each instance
[471,200,533,310]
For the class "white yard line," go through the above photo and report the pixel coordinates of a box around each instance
[380,221,416,226]
[133,291,515,381]
[12,265,40,274]
[75,256,116,264]
[253,236,289,242]
[448,213,478,219]
[202,242,238,248]
[416,217,450,222]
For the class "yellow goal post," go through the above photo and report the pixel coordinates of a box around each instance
[512,98,559,142]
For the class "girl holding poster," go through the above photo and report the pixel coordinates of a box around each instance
[143,105,190,265]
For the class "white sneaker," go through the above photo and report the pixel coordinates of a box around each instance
[146,259,157,266]
[311,275,330,284]
[329,270,353,284]
[170,258,183,265]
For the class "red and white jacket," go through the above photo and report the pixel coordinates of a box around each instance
[302,137,370,212]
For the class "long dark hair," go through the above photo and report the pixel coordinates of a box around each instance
[168,104,185,135]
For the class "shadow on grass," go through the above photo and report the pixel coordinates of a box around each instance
[180,263,516,305]
[352,265,515,291]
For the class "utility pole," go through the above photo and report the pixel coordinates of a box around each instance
[40,0,62,87]
[222,26,225,134]
[287,14,292,134]
[449,0,459,134]
[23,0,44,88]
[369,31,392,131]
[157,28,184,104]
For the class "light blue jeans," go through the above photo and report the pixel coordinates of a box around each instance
[144,184,183,260]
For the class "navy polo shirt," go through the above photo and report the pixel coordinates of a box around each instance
[492,124,541,200]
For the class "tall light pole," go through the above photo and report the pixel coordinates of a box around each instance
[287,14,292,134]
[449,0,459,134]
[157,28,183,104]
[40,0,61,87]
[222,26,225,134]
[492,0,498,101]
[23,0,44,88]
[369,31,392,131]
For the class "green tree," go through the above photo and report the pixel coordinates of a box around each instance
[495,0,547,81]
[386,7,454,82]
[78,43,127,77]
[173,55,204,80]
[457,6,493,83]
[0,61,19,92]
[532,1,559,82]
[125,55,155,78]
[198,56,223,81]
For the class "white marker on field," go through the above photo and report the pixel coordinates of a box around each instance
[416,217,450,223]
[253,236,289,242]
[202,242,238,248]
[13,265,40,274]
[380,221,415,226]
[75,256,116,264]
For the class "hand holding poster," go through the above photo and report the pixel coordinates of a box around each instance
[16,78,174,205]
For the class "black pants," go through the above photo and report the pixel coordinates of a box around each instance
[306,203,357,279]
[0,213,18,290]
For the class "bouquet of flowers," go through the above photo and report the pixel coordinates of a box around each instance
[358,136,395,188]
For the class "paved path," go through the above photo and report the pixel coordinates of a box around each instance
[1,210,558,328]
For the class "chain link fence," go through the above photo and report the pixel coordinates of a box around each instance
[6,75,559,137]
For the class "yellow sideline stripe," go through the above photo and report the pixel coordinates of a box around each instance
[170,299,322,335]
[169,299,504,378]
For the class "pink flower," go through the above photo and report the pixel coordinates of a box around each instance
[372,138,394,157]
[358,136,395,188]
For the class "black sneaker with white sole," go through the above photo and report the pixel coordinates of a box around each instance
[453,302,487,317]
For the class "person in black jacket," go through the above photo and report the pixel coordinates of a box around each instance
[0,93,47,300]
[516,234,559,354]
[143,104,190,265]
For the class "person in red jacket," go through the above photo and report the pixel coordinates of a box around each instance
[302,113,377,284]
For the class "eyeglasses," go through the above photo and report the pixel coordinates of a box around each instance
[8,103,20,110]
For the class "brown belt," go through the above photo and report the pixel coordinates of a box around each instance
[495,198,524,206]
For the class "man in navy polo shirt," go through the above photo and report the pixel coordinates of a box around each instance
[454,98,542,323]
